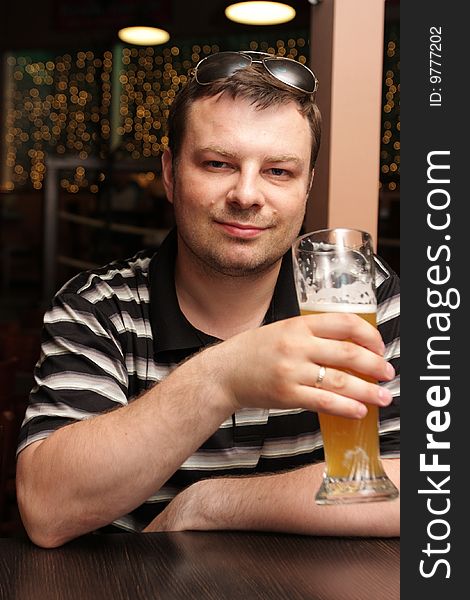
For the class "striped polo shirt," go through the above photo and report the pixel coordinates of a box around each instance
[18,228,400,532]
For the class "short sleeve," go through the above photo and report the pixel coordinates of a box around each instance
[17,292,128,454]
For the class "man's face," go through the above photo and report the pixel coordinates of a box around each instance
[163,93,313,277]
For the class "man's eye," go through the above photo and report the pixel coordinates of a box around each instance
[207,160,228,169]
[269,168,288,176]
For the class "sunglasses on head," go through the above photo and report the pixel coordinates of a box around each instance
[192,51,319,96]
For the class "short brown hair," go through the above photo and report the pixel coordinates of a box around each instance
[167,62,321,171]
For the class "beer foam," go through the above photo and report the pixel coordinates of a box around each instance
[301,302,376,314]
[301,279,376,308]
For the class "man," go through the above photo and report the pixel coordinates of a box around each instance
[16,51,400,548]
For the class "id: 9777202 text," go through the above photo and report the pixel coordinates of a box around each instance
[429,26,442,108]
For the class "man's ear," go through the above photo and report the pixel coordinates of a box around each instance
[161,148,175,203]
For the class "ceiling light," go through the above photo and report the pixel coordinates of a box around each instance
[225,1,296,25]
[118,26,170,46]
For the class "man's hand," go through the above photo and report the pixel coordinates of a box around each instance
[210,313,395,419]
[143,484,203,533]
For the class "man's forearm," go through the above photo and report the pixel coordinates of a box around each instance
[148,459,400,537]
[16,351,234,548]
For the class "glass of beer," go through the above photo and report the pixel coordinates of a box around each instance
[292,228,399,504]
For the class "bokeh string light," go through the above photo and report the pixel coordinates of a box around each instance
[4,50,113,191]
[379,23,400,192]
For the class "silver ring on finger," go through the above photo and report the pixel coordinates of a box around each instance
[315,365,327,388]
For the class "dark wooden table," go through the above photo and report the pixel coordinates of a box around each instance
[0,531,399,600]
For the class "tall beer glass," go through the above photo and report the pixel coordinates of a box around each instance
[292,228,399,504]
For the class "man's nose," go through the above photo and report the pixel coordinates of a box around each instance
[226,170,265,209]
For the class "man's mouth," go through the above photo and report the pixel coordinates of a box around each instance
[215,221,269,239]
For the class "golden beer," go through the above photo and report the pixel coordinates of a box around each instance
[301,305,386,481]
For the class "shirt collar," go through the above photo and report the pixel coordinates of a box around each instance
[149,228,300,362]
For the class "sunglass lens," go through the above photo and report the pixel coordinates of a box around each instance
[264,58,316,93]
[196,52,252,84]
